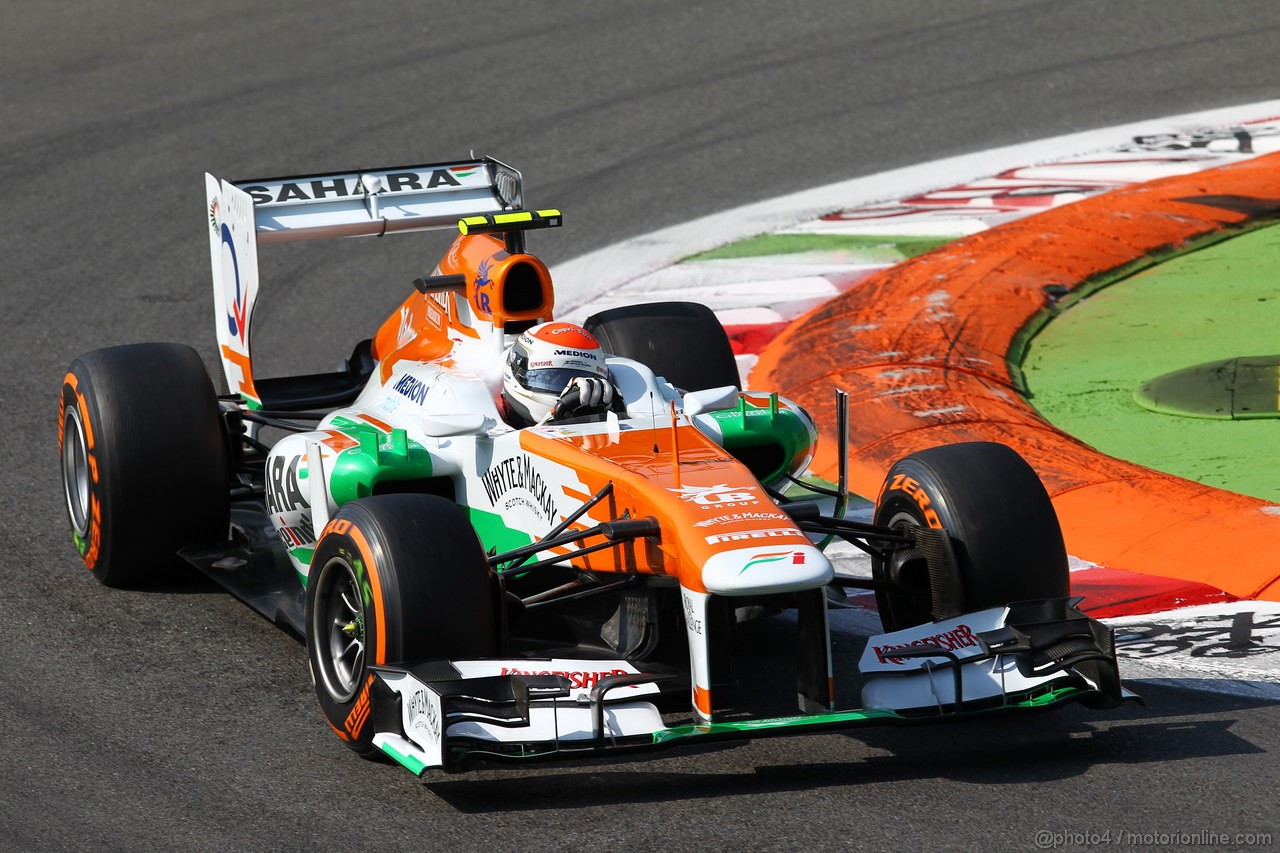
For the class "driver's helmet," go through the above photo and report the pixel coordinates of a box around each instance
[502,322,611,425]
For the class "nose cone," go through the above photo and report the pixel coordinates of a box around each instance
[701,544,834,596]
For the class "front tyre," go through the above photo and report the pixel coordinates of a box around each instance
[871,441,1068,632]
[305,494,497,757]
[58,343,229,587]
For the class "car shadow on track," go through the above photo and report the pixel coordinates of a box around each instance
[424,683,1272,813]
[95,561,223,595]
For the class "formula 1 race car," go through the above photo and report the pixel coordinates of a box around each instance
[57,158,1134,777]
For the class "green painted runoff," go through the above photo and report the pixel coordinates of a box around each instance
[1022,222,1280,503]
[688,233,951,263]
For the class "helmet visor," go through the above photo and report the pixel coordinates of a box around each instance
[524,367,601,394]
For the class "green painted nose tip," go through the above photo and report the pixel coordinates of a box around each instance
[1134,355,1280,419]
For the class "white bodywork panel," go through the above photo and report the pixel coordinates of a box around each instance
[205,176,260,401]
[858,608,1068,710]
[373,659,668,773]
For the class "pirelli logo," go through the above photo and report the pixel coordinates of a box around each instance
[344,674,375,739]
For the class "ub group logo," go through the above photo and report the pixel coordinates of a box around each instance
[668,484,758,509]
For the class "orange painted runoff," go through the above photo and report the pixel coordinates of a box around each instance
[755,152,1280,601]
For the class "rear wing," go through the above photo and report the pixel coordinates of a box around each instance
[205,157,522,405]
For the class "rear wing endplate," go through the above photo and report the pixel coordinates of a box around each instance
[204,157,522,405]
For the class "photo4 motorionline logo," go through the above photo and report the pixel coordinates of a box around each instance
[1033,829,1272,849]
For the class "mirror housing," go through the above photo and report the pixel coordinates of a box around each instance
[684,385,739,417]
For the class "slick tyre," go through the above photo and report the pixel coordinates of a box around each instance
[305,494,497,758]
[585,301,740,392]
[58,343,230,587]
[871,441,1068,633]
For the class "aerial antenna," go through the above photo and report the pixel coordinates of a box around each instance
[669,399,682,489]
[649,391,659,453]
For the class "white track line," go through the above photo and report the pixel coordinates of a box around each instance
[552,98,1280,313]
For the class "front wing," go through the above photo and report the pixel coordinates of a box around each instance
[366,599,1139,776]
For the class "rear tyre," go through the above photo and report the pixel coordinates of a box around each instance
[58,343,229,587]
[305,494,497,758]
[871,442,1068,633]
[584,301,740,392]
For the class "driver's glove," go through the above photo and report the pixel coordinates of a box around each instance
[567,377,613,409]
[544,377,616,423]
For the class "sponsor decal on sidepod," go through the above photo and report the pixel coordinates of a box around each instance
[393,373,429,405]
[265,455,307,515]
[480,454,559,522]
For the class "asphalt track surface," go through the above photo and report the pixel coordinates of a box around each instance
[5,2,1280,849]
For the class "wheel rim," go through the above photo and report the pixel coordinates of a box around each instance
[885,510,922,538]
[313,557,366,703]
[61,407,91,539]
[881,509,932,627]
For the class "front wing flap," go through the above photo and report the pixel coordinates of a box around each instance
[368,600,1136,776]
